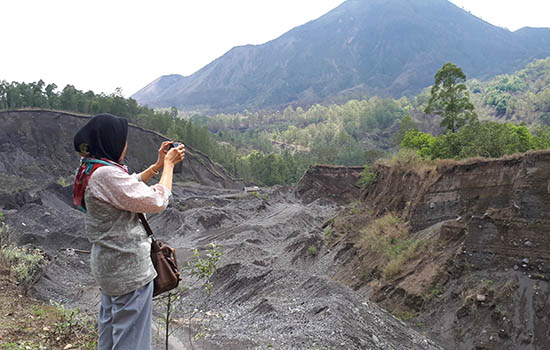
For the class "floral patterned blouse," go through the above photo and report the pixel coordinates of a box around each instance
[84,165,171,296]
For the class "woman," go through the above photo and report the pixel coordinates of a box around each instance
[72,113,185,349]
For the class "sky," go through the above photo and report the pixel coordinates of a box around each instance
[1,0,549,98]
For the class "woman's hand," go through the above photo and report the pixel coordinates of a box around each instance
[153,141,174,171]
[159,144,185,191]
[164,143,186,167]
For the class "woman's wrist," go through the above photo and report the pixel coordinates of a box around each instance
[150,164,160,175]
[152,163,162,172]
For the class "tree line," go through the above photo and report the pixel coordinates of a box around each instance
[3,57,550,186]
[400,62,550,160]
[0,80,320,185]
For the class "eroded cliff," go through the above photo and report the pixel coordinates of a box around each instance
[318,152,550,350]
[0,109,243,201]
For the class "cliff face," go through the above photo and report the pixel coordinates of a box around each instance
[0,110,243,205]
[323,152,550,350]
[295,165,364,204]
[364,154,550,233]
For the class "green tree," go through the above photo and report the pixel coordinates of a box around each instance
[425,62,478,133]
[393,115,417,145]
[456,122,532,158]
[400,129,436,158]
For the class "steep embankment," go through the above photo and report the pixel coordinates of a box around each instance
[294,165,364,205]
[0,109,243,199]
[316,153,550,350]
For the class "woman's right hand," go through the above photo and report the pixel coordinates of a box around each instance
[164,144,186,166]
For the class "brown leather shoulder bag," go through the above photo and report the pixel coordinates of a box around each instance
[138,213,181,297]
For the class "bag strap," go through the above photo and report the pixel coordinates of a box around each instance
[138,213,154,237]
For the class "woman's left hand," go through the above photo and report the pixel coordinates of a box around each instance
[154,141,174,170]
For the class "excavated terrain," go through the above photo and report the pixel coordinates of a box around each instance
[325,154,550,350]
[0,110,443,349]
[4,110,550,350]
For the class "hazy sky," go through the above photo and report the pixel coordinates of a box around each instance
[1,0,549,97]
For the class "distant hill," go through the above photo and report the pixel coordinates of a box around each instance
[132,0,550,113]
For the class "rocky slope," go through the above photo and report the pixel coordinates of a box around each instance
[133,0,550,112]
[0,110,443,349]
[0,109,243,200]
[6,109,550,349]
[318,153,550,349]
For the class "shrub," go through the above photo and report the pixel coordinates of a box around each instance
[307,245,318,256]
[0,218,8,246]
[57,176,68,187]
[186,243,222,294]
[359,214,406,256]
[155,244,223,349]
[383,240,425,278]
[401,129,436,158]
[324,226,333,247]
[403,121,537,161]
[359,214,425,279]
[393,310,418,321]
[531,126,550,150]
[358,165,376,188]
[0,246,48,294]
[49,300,97,348]
[455,122,533,158]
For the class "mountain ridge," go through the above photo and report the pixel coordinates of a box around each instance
[132,0,550,113]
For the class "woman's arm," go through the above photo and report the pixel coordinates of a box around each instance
[159,144,186,191]
[139,141,173,183]
[87,144,185,214]
[139,164,161,183]
[88,167,172,214]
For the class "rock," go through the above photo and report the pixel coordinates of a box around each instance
[498,329,509,339]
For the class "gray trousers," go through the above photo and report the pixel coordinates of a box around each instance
[98,281,153,350]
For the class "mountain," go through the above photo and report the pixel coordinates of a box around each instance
[132,0,550,113]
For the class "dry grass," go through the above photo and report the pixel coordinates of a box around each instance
[376,148,550,177]
[0,251,97,349]
[383,239,425,278]
[358,214,426,279]
[377,149,437,176]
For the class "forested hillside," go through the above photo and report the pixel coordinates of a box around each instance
[193,58,550,175]
[470,58,550,124]
[0,80,310,185]
[2,57,550,186]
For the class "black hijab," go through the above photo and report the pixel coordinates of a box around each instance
[73,113,129,162]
